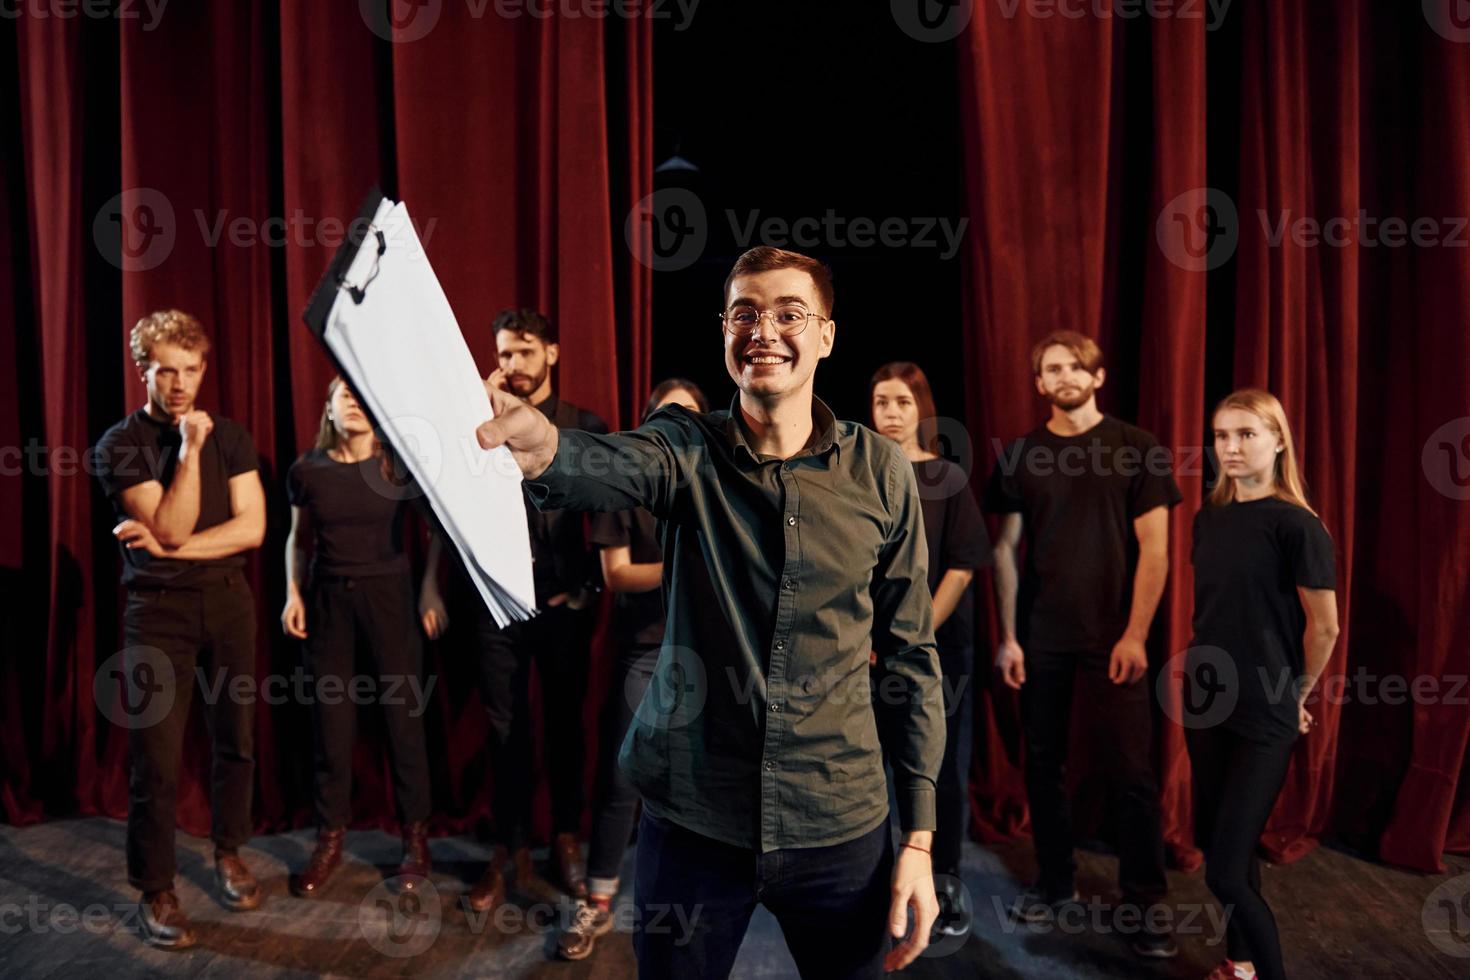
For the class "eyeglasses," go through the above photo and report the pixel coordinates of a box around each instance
[718,304,829,337]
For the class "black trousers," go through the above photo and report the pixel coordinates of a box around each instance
[304,571,432,829]
[933,643,975,878]
[633,810,892,980]
[1019,648,1168,906]
[586,643,659,890]
[121,572,256,893]
[474,602,592,847]
[1187,724,1295,980]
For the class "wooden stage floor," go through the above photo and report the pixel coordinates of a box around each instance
[0,817,1464,978]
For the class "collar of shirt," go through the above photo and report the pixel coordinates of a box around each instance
[722,392,842,466]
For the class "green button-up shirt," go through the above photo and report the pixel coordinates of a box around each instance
[525,394,944,852]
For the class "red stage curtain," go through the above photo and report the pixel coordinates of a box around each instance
[2,0,652,839]
[959,1,1470,873]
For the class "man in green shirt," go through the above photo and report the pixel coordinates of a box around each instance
[476,246,944,977]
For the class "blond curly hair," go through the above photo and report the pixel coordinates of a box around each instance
[130,309,211,368]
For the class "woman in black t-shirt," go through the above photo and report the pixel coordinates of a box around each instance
[1188,389,1339,980]
[556,378,709,962]
[280,377,444,899]
[870,362,990,935]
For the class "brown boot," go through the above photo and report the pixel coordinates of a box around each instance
[552,832,588,900]
[139,890,197,950]
[464,844,508,913]
[392,821,431,893]
[290,828,345,899]
[214,849,263,911]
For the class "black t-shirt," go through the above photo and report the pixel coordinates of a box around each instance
[912,457,991,652]
[983,415,1182,651]
[1189,497,1337,744]
[588,506,665,649]
[526,395,610,603]
[94,408,259,589]
[286,448,410,579]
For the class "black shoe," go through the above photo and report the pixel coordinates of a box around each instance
[1011,883,1081,923]
[930,883,973,940]
[1132,925,1179,959]
[139,890,197,950]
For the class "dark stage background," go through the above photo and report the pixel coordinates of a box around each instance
[2,0,1468,878]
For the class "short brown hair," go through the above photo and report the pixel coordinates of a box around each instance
[1030,330,1103,376]
[130,309,211,368]
[492,308,556,345]
[723,246,834,317]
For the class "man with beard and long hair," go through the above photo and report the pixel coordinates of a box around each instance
[448,308,609,912]
[982,330,1181,959]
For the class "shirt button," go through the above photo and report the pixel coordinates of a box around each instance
[769,700,783,712]
[783,578,794,590]
[774,640,784,651]
[786,516,797,526]
[763,760,776,771]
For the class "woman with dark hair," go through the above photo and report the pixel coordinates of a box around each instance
[557,378,709,961]
[1190,389,1340,980]
[869,361,990,937]
[281,376,445,898]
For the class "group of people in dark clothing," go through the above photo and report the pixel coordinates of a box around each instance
[94,246,1337,980]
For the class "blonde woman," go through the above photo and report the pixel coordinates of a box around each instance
[282,377,444,898]
[1188,389,1340,980]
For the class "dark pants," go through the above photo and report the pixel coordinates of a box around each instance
[304,571,432,829]
[1187,724,1295,980]
[933,643,975,878]
[475,602,592,846]
[586,643,658,891]
[633,810,892,980]
[121,572,256,893]
[1020,648,1168,906]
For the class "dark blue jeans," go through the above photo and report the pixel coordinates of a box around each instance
[633,810,893,979]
